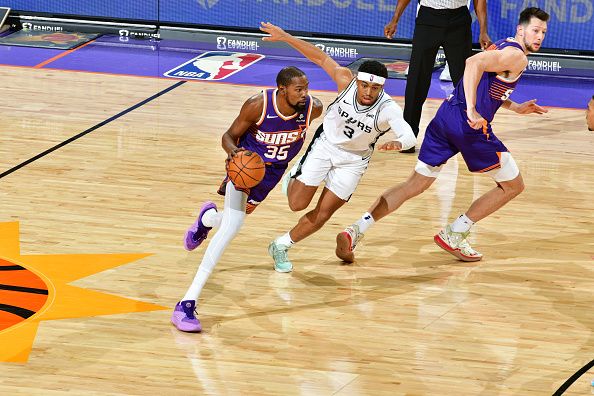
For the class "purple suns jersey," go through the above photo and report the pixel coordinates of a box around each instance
[448,38,525,123]
[238,89,313,167]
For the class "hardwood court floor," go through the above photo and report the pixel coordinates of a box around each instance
[1,66,594,395]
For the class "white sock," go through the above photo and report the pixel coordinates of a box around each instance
[354,212,375,234]
[201,208,222,228]
[275,232,294,247]
[450,213,475,233]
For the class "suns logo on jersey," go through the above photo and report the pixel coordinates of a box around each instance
[164,51,264,80]
[256,130,303,146]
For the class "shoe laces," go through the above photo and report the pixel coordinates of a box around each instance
[272,243,289,263]
[447,227,479,255]
[446,227,468,247]
[182,302,197,319]
[346,225,364,250]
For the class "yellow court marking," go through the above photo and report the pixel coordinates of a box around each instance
[0,222,167,363]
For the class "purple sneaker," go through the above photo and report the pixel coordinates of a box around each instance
[184,201,217,251]
[171,300,202,332]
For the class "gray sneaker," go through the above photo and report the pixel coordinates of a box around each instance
[434,225,483,262]
[268,240,293,273]
[336,224,364,263]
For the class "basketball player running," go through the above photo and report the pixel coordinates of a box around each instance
[172,67,323,332]
[260,22,416,272]
[335,7,550,263]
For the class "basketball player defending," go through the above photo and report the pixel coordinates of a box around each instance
[336,7,550,263]
[172,67,323,332]
[260,22,416,272]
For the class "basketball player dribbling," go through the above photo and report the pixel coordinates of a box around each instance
[260,22,417,272]
[171,67,323,332]
[336,7,550,263]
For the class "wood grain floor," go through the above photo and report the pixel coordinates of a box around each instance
[1,66,593,395]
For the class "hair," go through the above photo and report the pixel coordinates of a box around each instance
[357,60,388,79]
[276,66,306,87]
[519,7,550,25]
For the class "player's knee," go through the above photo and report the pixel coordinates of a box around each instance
[288,199,307,212]
[318,210,334,224]
[306,209,332,226]
[224,212,245,239]
[414,181,432,196]
[404,179,431,198]
[510,178,525,197]
[500,176,524,199]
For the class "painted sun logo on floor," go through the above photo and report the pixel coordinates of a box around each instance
[0,222,167,362]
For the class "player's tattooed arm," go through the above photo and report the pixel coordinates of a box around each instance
[310,96,324,121]
[221,92,264,161]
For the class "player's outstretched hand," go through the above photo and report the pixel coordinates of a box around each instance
[466,108,487,130]
[260,22,290,42]
[515,99,548,115]
[377,140,403,152]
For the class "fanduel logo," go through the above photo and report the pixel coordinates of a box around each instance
[22,24,62,32]
[33,25,63,32]
[528,59,562,72]
[119,29,160,39]
[217,37,259,51]
[197,0,220,9]
[315,43,358,59]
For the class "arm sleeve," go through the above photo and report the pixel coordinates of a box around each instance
[377,101,417,150]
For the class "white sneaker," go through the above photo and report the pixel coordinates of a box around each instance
[434,225,483,262]
[335,224,364,263]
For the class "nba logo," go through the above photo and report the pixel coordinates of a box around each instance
[164,51,265,81]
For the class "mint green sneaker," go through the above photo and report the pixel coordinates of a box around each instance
[268,240,293,273]
[281,171,292,197]
[281,163,299,197]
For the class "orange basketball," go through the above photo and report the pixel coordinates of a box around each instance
[226,150,266,189]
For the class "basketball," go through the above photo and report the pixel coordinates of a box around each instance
[226,150,266,189]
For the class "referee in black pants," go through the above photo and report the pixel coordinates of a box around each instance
[385,0,491,153]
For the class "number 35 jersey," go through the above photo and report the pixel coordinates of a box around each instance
[239,89,313,167]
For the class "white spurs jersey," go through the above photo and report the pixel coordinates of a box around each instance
[322,79,415,157]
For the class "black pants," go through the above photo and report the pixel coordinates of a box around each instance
[404,6,472,137]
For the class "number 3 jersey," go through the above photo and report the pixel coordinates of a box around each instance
[447,38,525,123]
[321,79,414,157]
[238,89,313,168]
